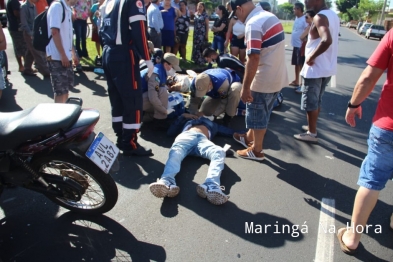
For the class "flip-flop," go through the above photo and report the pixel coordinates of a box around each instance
[289,81,299,86]
[336,227,357,255]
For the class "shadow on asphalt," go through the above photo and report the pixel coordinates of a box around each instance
[337,55,369,69]
[74,71,108,97]
[268,155,393,260]
[21,74,53,99]
[0,81,23,112]
[0,207,166,261]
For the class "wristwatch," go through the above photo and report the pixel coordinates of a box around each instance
[347,101,361,108]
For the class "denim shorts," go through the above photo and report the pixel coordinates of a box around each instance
[358,125,393,191]
[246,91,278,129]
[300,77,331,111]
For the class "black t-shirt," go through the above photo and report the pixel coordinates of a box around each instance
[6,0,21,32]
[213,16,228,38]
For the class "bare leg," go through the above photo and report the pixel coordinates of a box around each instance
[54,93,69,103]
[17,56,24,72]
[95,42,101,56]
[294,65,301,85]
[342,187,379,249]
[230,46,239,57]
[172,43,179,56]
[180,44,186,60]
[306,107,320,134]
[252,128,266,152]
[165,46,171,53]
[239,49,246,64]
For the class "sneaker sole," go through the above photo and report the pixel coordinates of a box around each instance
[196,185,207,198]
[196,185,229,205]
[293,135,318,143]
[237,153,265,161]
[149,184,179,198]
[233,134,249,149]
[206,191,229,205]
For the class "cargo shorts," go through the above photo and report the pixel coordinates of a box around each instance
[47,60,74,96]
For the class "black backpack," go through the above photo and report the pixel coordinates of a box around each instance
[33,1,65,52]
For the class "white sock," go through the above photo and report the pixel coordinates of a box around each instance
[307,131,317,137]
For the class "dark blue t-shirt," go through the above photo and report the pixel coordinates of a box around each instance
[100,0,146,47]
[159,6,176,31]
[6,0,21,32]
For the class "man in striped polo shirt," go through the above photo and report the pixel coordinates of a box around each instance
[231,0,288,161]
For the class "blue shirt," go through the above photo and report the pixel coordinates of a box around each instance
[159,6,176,31]
[147,3,163,33]
[190,68,241,99]
[100,0,146,47]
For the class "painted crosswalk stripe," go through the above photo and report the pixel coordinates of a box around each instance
[315,198,335,262]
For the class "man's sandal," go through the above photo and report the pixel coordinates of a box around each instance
[289,81,299,86]
[336,228,357,255]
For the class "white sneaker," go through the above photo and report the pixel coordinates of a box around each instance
[294,132,318,143]
[196,183,229,205]
[302,125,309,131]
[149,179,180,198]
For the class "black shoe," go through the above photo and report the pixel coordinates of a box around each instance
[122,144,153,156]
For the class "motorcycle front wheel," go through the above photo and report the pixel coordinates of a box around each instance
[30,151,118,215]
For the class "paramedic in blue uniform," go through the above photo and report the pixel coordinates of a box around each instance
[140,52,181,122]
[100,0,154,156]
[189,68,242,126]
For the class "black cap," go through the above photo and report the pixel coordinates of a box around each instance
[259,1,271,11]
[230,0,252,16]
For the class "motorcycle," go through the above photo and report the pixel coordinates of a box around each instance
[0,98,119,215]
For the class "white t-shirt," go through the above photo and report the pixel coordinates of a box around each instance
[301,10,339,78]
[291,15,308,48]
[46,0,73,61]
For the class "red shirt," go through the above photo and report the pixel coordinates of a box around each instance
[367,29,393,131]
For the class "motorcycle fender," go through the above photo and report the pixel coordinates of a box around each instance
[60,132,96,157]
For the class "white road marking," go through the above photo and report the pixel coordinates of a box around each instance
[314,198,335,262]
[331,75,336,88]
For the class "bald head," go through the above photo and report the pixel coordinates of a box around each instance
[234,1,255,23]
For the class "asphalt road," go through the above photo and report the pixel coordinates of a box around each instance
[0,26,392,262]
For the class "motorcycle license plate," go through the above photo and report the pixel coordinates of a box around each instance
[85,132,119,174]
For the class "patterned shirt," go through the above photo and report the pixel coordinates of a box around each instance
[244,6,288,93]
[175,13,189,34]
[73,0,91,20]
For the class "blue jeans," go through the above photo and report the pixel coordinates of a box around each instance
[212,35,225,55]
[246,91,278,129]
[73,19,88,57]
[161,131,225,186]
[358,125,393,191]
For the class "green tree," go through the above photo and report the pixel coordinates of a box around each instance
[347,7,364,20]
[277,3,294,20]
[335,0,358,14]
[358,0,383,17]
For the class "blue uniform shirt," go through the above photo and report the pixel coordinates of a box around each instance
[141,63,167,93]
[190,68,240,99]
[100,0,146,47]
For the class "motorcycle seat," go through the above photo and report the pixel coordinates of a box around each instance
[0,103,82,150]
